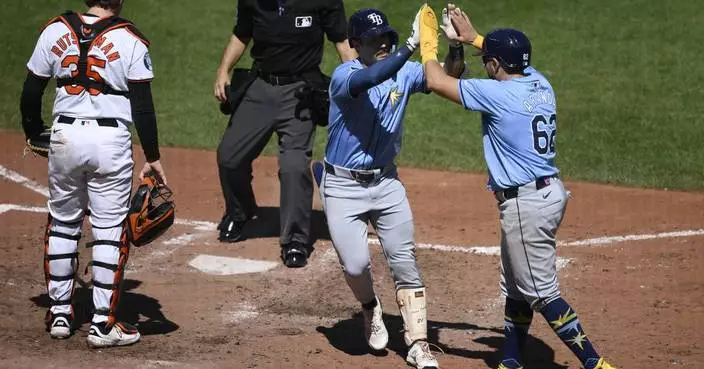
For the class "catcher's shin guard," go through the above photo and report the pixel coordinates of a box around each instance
[396,287,428,346]
[44,215,82,331]
[88,220,130,326]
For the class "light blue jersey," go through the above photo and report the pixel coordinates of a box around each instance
[326,58,427,169]
[458,66,559,190]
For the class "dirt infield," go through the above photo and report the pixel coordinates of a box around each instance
[0,130,702,369]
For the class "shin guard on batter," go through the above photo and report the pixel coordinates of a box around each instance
[396,287,428,346]
[44,215,82,337]
[88,221,130,325]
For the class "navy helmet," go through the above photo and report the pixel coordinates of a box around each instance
[347,8,398,48]
[478,28,532,72]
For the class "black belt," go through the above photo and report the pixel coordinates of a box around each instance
[57,115,119,128]
[324,162,387,185]
[257,71,305,86]
[494,176,555,203]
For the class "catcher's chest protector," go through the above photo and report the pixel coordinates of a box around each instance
[47,11,149,96]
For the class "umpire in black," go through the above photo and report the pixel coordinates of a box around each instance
[214,0,355,268]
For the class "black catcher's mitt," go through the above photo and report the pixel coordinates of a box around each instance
[25,128,51,158]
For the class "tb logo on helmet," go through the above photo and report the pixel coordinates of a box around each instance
[367,13,383,25]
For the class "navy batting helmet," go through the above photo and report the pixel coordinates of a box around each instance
[478,28,531,73]
[347,8,399,48]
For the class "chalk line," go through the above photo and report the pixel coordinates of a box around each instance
[2,162,702,251]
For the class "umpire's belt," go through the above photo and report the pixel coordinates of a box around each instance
[57,115,119,128]
[257,71,305,86]
[324,161,390,185]
[494,176,555,204]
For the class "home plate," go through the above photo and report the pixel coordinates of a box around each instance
[188,254,278,275]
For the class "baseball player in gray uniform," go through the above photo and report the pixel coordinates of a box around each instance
[20,0,166,348]
[421,5,618,369]
[320,6,464,369]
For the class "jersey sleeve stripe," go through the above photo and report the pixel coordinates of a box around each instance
[26,68,52,79]
[39,16,61,33]
[458,80,470,110]
[127,78,154,83]
[124,27,150,47]
[344,70,357,99]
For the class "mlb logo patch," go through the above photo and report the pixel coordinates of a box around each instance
[295,16,312,28]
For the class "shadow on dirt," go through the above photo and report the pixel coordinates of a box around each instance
[240,206,330,243]
[317,312,568,369]
[30,279,178,336]
[222,206,331,261]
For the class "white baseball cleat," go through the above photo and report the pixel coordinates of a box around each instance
[406,340,439,369]
[362,296,388,351]
[48,314,72,339]
[86,321,140,348]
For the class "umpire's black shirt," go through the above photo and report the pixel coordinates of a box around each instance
[234,0,347,75]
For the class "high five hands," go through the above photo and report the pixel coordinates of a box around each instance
[425,3,484,51]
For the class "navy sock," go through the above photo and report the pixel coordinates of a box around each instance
[540,298,601,369]
[500,298,533,368]
[361,297,377,310]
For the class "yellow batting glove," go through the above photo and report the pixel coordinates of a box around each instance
[418,4,439,64]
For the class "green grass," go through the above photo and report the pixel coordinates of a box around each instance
[1,0,702,190]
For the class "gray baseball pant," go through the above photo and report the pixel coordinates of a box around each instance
[321,166,423,305]
[499,177,569,311]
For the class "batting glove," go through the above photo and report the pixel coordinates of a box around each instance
[406,7,421,51]
[440,7,461,47]
[418,4,439,64]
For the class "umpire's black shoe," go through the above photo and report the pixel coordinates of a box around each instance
[218,220,246,243]
[281,242,309,268]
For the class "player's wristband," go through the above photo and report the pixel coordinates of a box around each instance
[471,35,484,49]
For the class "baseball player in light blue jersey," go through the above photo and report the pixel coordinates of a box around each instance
[319,6,463,369]
[421,6,618,369]
[424,6,615,369]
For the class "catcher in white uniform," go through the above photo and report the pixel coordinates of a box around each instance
[20,0,166,348]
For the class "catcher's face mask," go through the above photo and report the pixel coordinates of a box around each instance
[127,174,175,246]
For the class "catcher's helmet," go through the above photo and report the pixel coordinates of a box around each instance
[127,173,175,247]
[347,8,398,48]
[477,28,531,73]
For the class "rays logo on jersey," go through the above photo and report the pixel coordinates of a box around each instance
[143,52,152,71]
[389,87,402,107]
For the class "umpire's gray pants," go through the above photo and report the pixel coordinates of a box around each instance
[499,177,569,311]
[321,165,423,305]
[217,78,315,245]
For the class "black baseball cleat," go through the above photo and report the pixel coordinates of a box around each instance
[281,242,309,268]
[218,219,246,243]
[46,311,73,339]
